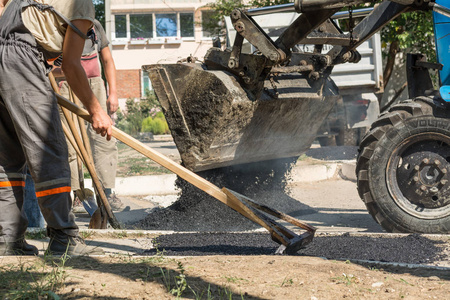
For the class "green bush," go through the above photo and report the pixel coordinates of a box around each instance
[152,118,166,135]
[115,92,163,136]
[155,112,169,133]
[141,114,169,135]
[141,116,153,133]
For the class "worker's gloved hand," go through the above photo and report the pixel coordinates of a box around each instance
[91,108,113,140]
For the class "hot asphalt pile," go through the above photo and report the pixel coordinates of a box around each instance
[134,157,315,232]
[129,146,449,266]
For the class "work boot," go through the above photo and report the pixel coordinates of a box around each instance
[0,238,39,256]
[46,229,104,256]
[107,193,124,211]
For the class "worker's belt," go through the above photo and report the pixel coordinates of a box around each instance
[80,53,101,79]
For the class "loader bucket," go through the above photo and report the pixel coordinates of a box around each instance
[144,63,340,172]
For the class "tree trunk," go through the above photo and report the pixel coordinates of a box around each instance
[383,40,400,89]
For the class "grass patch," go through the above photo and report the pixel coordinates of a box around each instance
[79,231,95,240]
[118,157,172,176]
[117,142,128,151]
[111,231,129,239]
[155,261,244,300]
[0,254,71,299]
[331,273,360,286]
[297,153,309,161]
[224,276,248,284]
[280,277,294,287]
[25,229,47,240]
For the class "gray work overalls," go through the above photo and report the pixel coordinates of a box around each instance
[0,0,86,242]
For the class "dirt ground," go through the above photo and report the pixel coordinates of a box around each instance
[1,254,449,299]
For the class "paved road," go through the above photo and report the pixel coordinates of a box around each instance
[288,179,382,233]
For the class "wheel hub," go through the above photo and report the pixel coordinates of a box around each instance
[388,133,450,219]
[407,158,449,208]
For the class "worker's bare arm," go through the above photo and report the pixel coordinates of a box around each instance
[0,0,7,15]
[99,46,118,114]
[62,19,112,140]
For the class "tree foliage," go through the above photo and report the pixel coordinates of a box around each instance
[205,0,436,91]
[380,10,435,89]
[249,0,290,7]
[203,0,245,36]
[115,92,160,136]
[93,0,105,28]
[203,0,291,36]
[381,10,435,62]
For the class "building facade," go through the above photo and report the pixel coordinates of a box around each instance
[108,0,217,101]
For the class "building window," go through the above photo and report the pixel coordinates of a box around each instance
[112,11,197,42]
[115,15,127,38]
[180,13,194,38]
[130,14,153,39]
[156,14,177,37]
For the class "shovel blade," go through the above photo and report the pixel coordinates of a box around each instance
[88,207,107,229]
[275,232,314,255]
[76,188,98,216]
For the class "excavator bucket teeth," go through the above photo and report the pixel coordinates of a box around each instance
[144,63,340,172]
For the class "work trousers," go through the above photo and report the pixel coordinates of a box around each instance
[0,39,78,243]
[59,77,118,190]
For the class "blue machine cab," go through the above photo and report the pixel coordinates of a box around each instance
[434,0,450,101]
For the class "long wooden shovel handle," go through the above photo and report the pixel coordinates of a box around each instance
[69,89,94,161]
[66,90,87,191]
[55,92,276,232]
[61,122,85,166]
[55,85,313,247]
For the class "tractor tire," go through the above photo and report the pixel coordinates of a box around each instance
[336,127,367,146]
[356,97,450,233]
[317,136,336,147]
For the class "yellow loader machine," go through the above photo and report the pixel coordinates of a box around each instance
[145,0,450,234]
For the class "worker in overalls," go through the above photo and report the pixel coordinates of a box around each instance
[0,0,111,255]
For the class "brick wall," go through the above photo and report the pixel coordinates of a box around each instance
[116,69,141,99]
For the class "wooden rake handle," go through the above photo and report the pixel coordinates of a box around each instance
[49,74,120,229]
